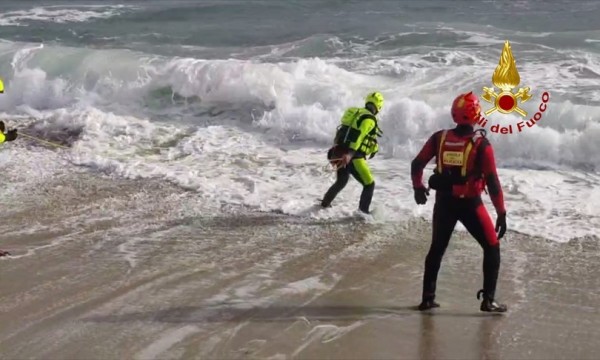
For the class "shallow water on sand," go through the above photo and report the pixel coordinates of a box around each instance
[1,171,599,359]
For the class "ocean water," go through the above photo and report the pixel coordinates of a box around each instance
[1,0,600,242]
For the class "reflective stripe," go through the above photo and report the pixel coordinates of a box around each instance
[436,130,448,173]
[461,140,473,177]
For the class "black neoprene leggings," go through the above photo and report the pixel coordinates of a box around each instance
[321,159,375,213]
[422,195,501,300]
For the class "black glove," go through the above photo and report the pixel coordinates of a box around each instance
[5,129,17,141]
[414,187,429,205]
[495,212,507,239]
[0,121,5,133]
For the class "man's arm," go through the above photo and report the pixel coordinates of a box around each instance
[480,142,506,215]
[411,132,439,189]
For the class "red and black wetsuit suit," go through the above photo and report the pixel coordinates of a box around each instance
[411,125,506,302]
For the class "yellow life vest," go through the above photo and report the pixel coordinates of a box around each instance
[333,107,381,156]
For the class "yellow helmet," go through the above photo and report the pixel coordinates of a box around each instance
[365,91,384,112]
[0,78,4,93]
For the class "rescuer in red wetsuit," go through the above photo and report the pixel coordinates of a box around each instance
[411,92,508,313]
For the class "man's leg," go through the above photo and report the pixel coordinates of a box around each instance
[321,167,350,208]
[419,198,459,310]
[459,199,507,312]
[348,158,375,213]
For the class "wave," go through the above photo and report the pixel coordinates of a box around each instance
[0,40,600,172]
[0,5,134,26]
[0,38,597,242]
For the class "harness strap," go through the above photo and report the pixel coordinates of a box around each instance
[436,130,448,173]
[461,141,473,177]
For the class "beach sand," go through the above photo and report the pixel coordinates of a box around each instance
[1,172,600,360]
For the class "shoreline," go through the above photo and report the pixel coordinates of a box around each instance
[1,172,600,359]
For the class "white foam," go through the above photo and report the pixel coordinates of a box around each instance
[1,40,599,242]
[291,322,364,357]
[52,107,596,242]
[0,5,134,26]
[135,325,201,360]
[278,276,336,295]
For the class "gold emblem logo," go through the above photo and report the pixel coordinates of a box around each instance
[482,40,532,117]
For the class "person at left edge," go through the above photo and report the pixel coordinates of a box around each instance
[320,92,384,214]
[0,80,15,256]
[0,76,17,143]
[0,120,17,257]
[0,121,18,143]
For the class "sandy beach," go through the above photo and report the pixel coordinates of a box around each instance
[1,172,599,360]
[2,1,600,358]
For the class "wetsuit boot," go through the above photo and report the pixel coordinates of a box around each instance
[477,289,507,312]
[418,293,440,311]
[358,182,374,214]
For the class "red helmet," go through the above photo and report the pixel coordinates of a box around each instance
[451,92,481,125]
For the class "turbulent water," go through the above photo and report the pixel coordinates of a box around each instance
[2,2,600,359]
[1,0,600,242]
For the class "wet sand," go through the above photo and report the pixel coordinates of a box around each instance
[1,173,600,359]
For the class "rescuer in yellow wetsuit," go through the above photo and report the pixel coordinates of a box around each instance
[320,91,384,214]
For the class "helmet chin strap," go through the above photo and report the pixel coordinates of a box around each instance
[365,102,378,115]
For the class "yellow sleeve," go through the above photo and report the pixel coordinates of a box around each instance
[0,132,5,143]
[349,118,376,151]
